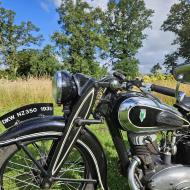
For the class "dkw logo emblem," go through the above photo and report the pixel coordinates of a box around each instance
[139,109,146,122]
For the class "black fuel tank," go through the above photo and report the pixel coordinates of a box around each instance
[118,96,189,133]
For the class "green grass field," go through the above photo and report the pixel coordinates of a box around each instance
[0,77,189,189]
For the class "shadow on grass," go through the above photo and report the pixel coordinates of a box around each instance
[103,141,130,190]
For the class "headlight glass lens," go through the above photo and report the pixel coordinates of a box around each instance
[52,71,77,105]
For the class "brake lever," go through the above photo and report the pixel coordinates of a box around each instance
[140,83,152,93]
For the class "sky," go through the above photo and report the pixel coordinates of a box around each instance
[1,0,179,74]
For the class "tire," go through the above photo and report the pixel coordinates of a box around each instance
[0,134,98,190]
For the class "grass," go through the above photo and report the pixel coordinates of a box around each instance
[0,77,189,189]
[0,77,52,115]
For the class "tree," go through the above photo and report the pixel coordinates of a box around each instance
[16,45,61,77]
[0,3,42,76]
[163,52,179,73]
[150,63,162,75]
[114,57,139,78]
[162,0,190,72]
[105,0,153,77]
[52,0,109,78]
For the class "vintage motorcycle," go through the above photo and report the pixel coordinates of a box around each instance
[0,63,190,190]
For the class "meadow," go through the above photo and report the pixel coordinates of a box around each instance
[0,76,189,189]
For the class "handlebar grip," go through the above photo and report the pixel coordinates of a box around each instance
[151,84,176,97]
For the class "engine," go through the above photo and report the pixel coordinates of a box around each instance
[127,130,190,190]
[116,93,190,190]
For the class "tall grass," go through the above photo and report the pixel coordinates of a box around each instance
[0,77,53,115]
[0,77,190,114]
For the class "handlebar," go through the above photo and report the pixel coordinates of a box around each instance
[127,79,184,98]
[150,84,176,97]
[97,75,185,99]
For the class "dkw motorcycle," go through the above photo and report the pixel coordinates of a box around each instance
[0,63,190,190]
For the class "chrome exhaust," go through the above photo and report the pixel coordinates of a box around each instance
[128,156,141,190]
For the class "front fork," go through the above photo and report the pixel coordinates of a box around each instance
[46,125,82,177]
[45,118,103,178]
[102,117,143,190]
[105,115,130,176]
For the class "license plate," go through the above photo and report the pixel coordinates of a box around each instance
[0,103,54,128]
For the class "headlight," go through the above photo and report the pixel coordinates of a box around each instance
[52,71,77,105]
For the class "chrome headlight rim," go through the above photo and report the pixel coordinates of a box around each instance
[52,71,63,105]
[52,70,77,105]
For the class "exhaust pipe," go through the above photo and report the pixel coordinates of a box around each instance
[128,156,141,190]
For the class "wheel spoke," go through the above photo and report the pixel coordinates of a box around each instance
[9,161,39,171]
[7,166,29,174]
[68,182,79,190]
[60,166,85,174]
[15,154,33,163]
[4,175,40,188]
[6,171,31,179]
[32,142,47,159]
[22,153,39,181]
[1,139,93,190]
[59,157,84,177]
[17,183,31,189]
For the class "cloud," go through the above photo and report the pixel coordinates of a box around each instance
[137,0,179,73]
[51,0,108,9]
[40,0,62,10]
[52,0,62,7]
[40,1,50,12]
[85,0,108,10]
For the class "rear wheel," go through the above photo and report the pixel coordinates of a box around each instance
[0,136,98,190]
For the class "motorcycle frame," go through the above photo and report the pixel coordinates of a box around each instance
[0,80,130,189]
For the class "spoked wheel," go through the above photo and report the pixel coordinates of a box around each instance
[0,136,98,190]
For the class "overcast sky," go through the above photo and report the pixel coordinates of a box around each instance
[2,0,179,74]
[137,0,179,73]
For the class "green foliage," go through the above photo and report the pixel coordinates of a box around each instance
[52,0,109,78]
[163,52,179,73]
[162,0,190,71]
[114,57,139,78]
[16,45,61,77]
[150,63,162,75]
[0,2,43,76]
[105,0,153,77]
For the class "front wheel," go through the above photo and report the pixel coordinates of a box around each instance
[0,134,98,190]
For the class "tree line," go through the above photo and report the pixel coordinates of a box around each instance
[0,0,189,79]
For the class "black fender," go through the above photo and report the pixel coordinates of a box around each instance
[0,116,65,145]
[0,116,108,190]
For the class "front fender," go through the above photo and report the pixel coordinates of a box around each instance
[0,116,65,146]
